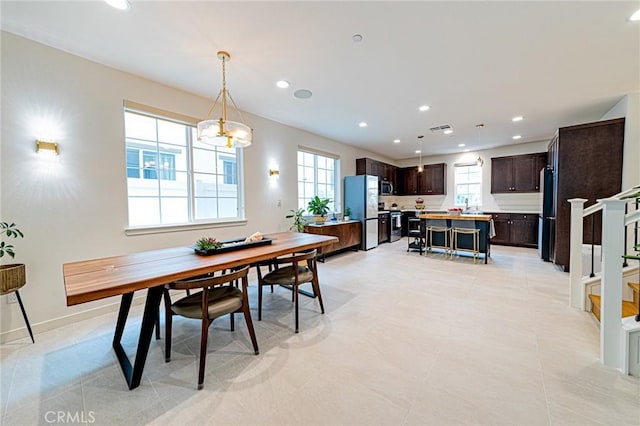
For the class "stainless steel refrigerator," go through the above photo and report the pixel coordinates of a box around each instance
[344,175,379,250]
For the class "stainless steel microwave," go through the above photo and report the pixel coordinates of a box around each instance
[380,180,393,195]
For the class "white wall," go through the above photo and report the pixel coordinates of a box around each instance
[0,32,384,340]
[600,93,640,190]
[382,141,549,212]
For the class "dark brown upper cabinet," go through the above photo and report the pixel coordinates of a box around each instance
[398,163,446,196]
[491,152,547,193]
[356,158,398,194]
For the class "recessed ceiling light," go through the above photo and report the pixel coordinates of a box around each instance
[358,122,368,128]
[463,149,470,152]
[352,34,363,42]
[513,135,522,140]
[630,9,640,21]
[418,105,430,112]
[293,89,312,99]
[512,116,524,122]
[444,129,453,135]
[104,0,131,10]
[393,139,400,144]
[276,80,290,89]
[458,143,466,147]
[415,150,421,154]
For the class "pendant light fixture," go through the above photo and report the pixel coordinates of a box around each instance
[475,124,484,167]
[197,51,253,149]
[417,135,424,172]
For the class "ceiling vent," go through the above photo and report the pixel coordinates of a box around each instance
[430,124,452,132]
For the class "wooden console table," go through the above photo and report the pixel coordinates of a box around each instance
[304,220,361,261]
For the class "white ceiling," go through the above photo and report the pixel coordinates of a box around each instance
[1,1,639,160]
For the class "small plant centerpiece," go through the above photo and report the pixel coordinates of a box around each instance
[344,206,352,221]
[194,237,223,254]
[307,196,331,223]
[286,208,307,232]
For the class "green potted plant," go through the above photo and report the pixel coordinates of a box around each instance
[344,206,352,221]
[1,222,23,259]
[307,196,331,223]
[0,222,33,342]
[286,208,307,232]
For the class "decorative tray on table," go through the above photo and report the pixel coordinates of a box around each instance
[193,237,273,256]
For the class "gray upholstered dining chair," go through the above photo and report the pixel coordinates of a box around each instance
[256,249,324,333]
[163,265,259,390]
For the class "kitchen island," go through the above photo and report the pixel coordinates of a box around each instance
[418,213,493,263]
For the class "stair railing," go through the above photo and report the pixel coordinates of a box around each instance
[568,184,640,371]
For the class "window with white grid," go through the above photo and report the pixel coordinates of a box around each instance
[297,150,338,213]
[454,164,482,208]
[124,108,243,227]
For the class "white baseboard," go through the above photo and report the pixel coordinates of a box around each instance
[0,294,147,344]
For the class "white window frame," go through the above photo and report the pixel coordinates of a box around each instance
[297,147,340,215]
[123,101,246,235]
[454,163,482,209]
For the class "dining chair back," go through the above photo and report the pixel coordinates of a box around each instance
[256,249,324,333]
[163,265,259,390]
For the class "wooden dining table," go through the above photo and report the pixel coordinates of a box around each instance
[63,231,338,390]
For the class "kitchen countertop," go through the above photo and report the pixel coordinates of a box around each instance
[305,219,360,227]
[418,213,493,222]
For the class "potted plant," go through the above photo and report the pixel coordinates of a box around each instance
[0,222,33,342]
[286,208,307,232]
[1,223,26,291]
[1,222,23,259]
[307,196,331,223]
[344,206,352,221]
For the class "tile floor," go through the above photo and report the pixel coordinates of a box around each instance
[1,241,639,425]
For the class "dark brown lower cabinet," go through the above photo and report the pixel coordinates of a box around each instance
[487,213,538,248]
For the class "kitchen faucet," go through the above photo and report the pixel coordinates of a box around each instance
[464,198,469,211]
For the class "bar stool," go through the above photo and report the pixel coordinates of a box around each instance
[451,219,480,263]
[406,217,426,255]
[425,219,451,257]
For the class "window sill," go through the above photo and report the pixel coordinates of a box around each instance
[125,219,248,236]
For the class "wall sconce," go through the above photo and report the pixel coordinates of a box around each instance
[36,140,59,155]
[476,156,484,167]
[269,168,280,178]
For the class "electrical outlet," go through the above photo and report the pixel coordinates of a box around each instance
[7,293,17,304]
[277,199,282,208]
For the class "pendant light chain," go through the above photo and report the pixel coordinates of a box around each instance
[221,54,227,121]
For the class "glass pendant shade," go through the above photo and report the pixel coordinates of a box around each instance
[197,118,252,148]
[197,51,253,149]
